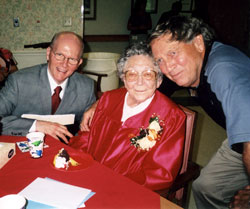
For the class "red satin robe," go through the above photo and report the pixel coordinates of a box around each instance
[69,88,186,191]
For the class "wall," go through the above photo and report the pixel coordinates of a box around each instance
[85,0,183,53]
[84,0,192,35]
[84,0,131,53]
[2,0,246,55]
[0,0,183,53]
[84,0,130,35]
[0,0,83,51]
[13,50,47,69]
[0,0,194,68]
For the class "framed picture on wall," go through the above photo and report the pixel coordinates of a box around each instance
[131,0,158,14]
[180,0,195,13]
[84,0,96,20]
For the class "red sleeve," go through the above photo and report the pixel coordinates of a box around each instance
[69,88,126,152]
[68,131,89,152]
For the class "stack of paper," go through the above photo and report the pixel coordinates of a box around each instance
[19,177,95,209]
[21,114,75,125]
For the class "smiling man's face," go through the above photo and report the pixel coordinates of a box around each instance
[151,33,205,87]
[46,33,83,84]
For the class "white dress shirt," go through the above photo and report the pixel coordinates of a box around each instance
[121,92,155,123]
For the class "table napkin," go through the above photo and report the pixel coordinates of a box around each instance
[19,177,94,209]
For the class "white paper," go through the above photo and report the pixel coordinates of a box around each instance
[21,114,75,125]
[19,177,92,209]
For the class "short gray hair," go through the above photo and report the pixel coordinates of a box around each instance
[117,42,163,80]
[149,15,216,49]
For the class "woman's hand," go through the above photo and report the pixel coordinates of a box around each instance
[80,100,98,131]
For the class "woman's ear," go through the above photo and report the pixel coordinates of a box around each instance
[193,34,205,53]
[156,77,162,88]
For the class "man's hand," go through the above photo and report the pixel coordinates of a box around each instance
[229,185,250,209]
[36,120,73,144]
[80,100,98,132]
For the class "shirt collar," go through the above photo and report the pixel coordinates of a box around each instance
[121,92,155,122]
[47,68,68,95]
[197,42,214,88]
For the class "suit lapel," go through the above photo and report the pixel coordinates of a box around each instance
[57,76,77,114]
[39,64,53,114]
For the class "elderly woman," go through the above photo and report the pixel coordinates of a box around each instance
[69,43,186,191]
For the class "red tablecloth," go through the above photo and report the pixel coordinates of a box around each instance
[0,135,160,209]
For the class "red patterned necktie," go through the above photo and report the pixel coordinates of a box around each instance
[51,86,62,114]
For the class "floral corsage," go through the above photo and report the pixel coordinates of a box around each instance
[130,114,165,151]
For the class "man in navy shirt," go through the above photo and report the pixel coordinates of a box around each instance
[149,16,250,209]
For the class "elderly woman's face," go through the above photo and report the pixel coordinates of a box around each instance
[123,55,162,107]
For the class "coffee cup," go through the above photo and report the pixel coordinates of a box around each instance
[26,132,45,158]
[0,194,27,209]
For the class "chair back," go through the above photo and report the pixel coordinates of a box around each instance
[179,105,196,175]
[155,105,199,207]
[174,105,196,200]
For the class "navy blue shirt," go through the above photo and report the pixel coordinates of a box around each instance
[197,42,250,149]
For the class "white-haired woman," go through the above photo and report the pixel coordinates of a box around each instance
[69,42,185,191]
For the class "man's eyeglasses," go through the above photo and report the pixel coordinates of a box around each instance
[52,51,80,65]
[123,69,157,82]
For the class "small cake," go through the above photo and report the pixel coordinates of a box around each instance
[53,148,70,169]
[53,148,79,170]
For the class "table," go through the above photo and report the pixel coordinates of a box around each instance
[0,135,182,209]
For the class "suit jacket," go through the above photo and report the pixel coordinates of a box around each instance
[0,63,96,136]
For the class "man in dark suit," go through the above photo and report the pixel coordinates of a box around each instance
[0,31,95,144]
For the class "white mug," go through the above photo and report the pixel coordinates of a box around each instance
[0,194,27,209]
